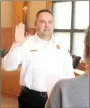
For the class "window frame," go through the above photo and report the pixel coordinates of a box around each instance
[52,1,90,54]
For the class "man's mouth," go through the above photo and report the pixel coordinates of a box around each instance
[44,29,50,31]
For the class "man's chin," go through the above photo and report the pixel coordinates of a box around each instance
[43,34,50,37]
[43,32,52,36]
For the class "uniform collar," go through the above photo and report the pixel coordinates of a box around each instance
[34,32,55,44]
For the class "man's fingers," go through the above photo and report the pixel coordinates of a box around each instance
[18,22,25,28]
[16,22,25,29]
[15,23,25,34]
[15,25,18,35]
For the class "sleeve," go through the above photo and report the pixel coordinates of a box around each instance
[2,42,24,71]
[45,81,62,108]
[63,50,75,78]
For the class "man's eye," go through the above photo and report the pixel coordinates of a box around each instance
[49,21,53,24]
[40,21,45,23]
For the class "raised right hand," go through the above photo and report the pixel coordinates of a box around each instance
[15,22,29,44]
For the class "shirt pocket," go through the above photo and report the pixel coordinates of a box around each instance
[52,50,64,71]
[25,50,45,68]
[25,50,37,61]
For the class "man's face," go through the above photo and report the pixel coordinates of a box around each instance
[35,12,54,38]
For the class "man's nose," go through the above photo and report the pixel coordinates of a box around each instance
[44,22,48,28]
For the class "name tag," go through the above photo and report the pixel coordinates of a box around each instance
[30,49,37,52]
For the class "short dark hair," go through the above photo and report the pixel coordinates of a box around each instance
[36,9,53,20]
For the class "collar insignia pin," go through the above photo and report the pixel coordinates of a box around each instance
[56,44,60,49]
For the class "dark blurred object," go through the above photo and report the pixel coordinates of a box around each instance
[72,55,81,68]
[0,49,8,58]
